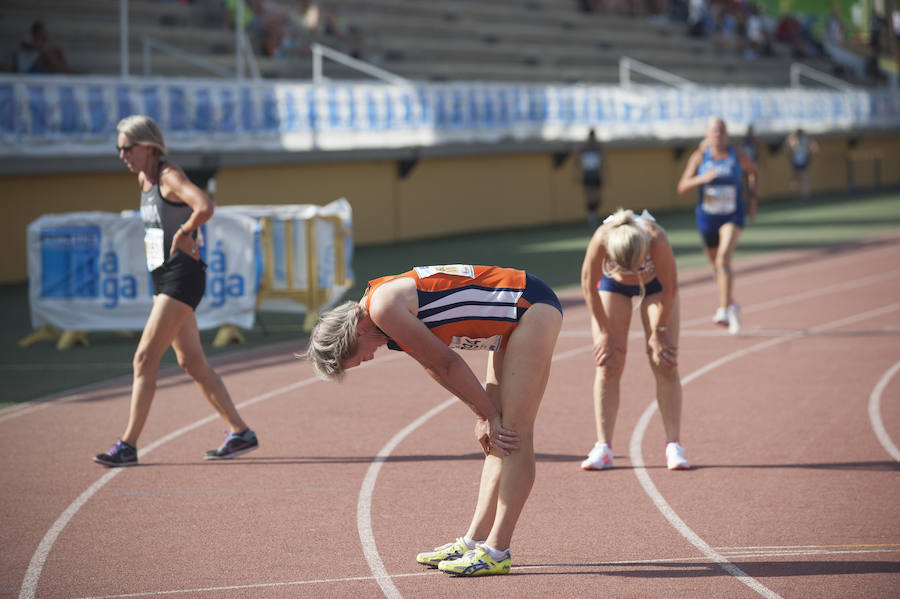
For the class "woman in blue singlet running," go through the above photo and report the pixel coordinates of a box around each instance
[677,116,759,334]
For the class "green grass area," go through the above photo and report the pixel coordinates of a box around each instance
[2,189,898,408]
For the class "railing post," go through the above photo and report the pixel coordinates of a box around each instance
[142,36,150,76]
[235,0,244,80]
[119,0,129,77]
[313,45,323,85]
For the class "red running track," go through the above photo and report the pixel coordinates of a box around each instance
[2,233,899,599]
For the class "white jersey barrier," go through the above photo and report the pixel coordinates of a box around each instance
[218,198,354,330]
[23,198,352,348]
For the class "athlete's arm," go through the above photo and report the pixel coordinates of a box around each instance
[160,164,213,255]
[368,279,517,455]
[676,149,716,195]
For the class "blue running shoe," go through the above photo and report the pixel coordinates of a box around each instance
[93,438,138,467]
[204,429,258,460]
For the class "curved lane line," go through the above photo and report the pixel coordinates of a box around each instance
[18,375,325,599]
[629,302,900,599]
[868,361,900,462]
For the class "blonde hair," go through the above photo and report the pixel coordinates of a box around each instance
[604,207,651,301]
[302,300,365,381]
[116,114,167,155]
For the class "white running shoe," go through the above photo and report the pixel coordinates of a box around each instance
[712,307,728,326]
[726,303,741,335]
[665,442,690,470]
[581,442,613,470]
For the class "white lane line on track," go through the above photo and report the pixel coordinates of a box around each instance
[64,546,900,598]
[868,361,900,462]
[355,344,591,599]
[17,375,327,599]
[18,278,900,598]
[629,301,900,599]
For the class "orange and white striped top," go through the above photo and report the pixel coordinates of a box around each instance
[365,264,529,352]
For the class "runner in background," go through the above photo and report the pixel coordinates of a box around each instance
[677,116,759,335]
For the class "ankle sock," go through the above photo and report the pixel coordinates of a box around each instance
[480,543,510,560]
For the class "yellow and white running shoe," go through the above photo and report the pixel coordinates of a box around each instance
[438,546,511,576]
[416,538,472,568]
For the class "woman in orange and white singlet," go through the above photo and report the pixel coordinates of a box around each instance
[305,265,562,577]
[580,208,690,473]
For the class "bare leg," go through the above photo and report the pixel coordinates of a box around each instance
[482,304,561,551]
[171,315,249,433]
[714,222,742,309]
[121,295,193,446]
[592,291,632,445]
[641,293,683,443]
[463,350,503,542]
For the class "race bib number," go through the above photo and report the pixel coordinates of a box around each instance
[144,228,165,271]
[414,264,475,279]
[702,186,737,215]
[449,334,503,351]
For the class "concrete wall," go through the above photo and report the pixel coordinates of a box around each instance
[3,133,898,283]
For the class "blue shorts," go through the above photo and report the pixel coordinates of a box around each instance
[695,203,745,248]
[599,275,663,298]
[518,272,563,317]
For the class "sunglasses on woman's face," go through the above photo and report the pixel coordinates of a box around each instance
[116,144,136,153]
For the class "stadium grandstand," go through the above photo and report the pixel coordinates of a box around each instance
[1,0,898,289]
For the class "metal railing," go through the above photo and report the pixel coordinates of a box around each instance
[141,34,261,80]
[789,62,856,91]
[311,43,410,85]
[619,56,696,89]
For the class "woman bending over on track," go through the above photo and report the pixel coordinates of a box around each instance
[580,208,690,472]
[305,264,562,576]
[94,115,258,467]
[677,116,759,334]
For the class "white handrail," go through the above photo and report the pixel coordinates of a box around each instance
[789,62,856,90]
[241,29,262,80]
[619,56,696,89]
[142,36,233,78]
[311,43,410,85]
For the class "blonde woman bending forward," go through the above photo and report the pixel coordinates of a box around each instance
[580,208,690,472]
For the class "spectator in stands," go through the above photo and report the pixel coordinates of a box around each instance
[225,0,297,57]
[93,115,259,467]
[775,13,808,58]
[687,0,711,37]
[677,116,758,335]
[743,3,773,59]
[575,128,605,229]
[785,128,818,203]
[714,1,740,54]
[18,21,70,74]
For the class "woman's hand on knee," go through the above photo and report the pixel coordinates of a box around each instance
[475,415,519,456]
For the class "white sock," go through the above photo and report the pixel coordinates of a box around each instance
[462,536,479,549]
[480,543,509,560]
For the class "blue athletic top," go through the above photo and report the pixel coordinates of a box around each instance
[696,146,744,221]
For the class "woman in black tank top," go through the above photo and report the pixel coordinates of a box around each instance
[93,115,259,468]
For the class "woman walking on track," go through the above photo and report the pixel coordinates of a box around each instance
[305,264,562,576]
[580,208,690,472]
[93,115,258,467]
[677,116,759,334]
